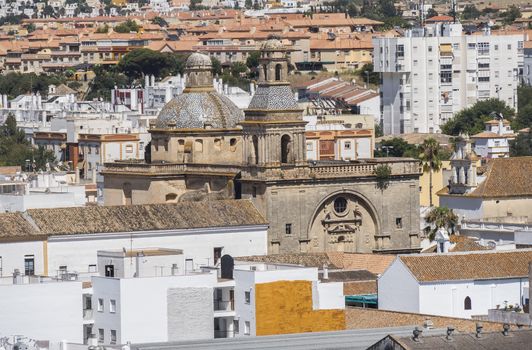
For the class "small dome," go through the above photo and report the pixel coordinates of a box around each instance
[186,52,212,69]
[261,36,285,51]
[155,92,243,129]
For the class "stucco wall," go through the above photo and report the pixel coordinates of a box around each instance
[254,280,345,336]
[378,258,419,313]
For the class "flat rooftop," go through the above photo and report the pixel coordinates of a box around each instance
[98,248,184,258]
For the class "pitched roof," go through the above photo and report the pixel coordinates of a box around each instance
[238,252,395,275]
[0,200,265,241]
[398,249,532,282]
[468,157,532,198]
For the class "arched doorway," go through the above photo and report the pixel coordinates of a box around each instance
[281,134,291,163]
[275,64,282,81]
[307,192,379,253]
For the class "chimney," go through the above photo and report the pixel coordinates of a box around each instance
[475,323,483,338]
[502,323,510,336]
[323,264,329,280]
[171,263,178,276]
[446,326,455,340]
[412,326,423,342]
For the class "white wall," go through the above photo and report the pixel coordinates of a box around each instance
[233,268,256,337]
[419,278,529,318]
[92,272,217,344]
[0,240,44,277]
[378,258,420,313]
[46,226,267,275]
[439,196,483,220]
[0,281,83,342]
[315,281,345,310]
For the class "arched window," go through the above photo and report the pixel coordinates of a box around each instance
[281,135,292,164]
[165,193,178,203]
[122,182,132,206]
[252,135,259,165]
[275,64,282,81]
[464,296,472,310]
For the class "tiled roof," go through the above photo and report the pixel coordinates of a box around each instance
[238,252,394,275]
[398,249,532,282]
[0,200,265,240]
[468,157,532,198]
[471,131,514,139]
[27,200,266,235]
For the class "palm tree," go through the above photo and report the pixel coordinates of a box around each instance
[419,138,442,207]
[424,206,458,240]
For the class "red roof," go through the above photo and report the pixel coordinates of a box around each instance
[426,15,455,23]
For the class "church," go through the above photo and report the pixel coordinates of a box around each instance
[102,36,422,254]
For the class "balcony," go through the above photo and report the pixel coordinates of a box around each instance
[214,299,234,312]
[83,308,94,323]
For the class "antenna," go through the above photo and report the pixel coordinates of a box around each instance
[452,0,457,23]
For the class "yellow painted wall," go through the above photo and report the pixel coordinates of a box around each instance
[255,280,346,336]
[419,160,450,207]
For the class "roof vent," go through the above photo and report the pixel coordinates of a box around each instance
[412,326,423,342]
[502,323,510,336]
[446,326,455,341]
[476,323,483,338]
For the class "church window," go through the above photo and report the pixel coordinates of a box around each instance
[230,138,237,152]
[214,138,222,151]
[285,223,292,235]
[281,135,292,163]
[306,142,313,151]
[396,217,403,229]
[252,186,257,198]
[333,197,348,214]
[275,64,282,81]
[165,193,177,202]
[177,139,185,152]
[252,135,259,164]
[464,296,472,310]
[195,139,203,152]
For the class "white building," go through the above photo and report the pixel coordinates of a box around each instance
[0,200,268,279]
[378,250,532,318]
[471,117,515,159]
[0,277,83,343]
[373,22,523,134]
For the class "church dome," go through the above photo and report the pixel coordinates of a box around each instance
[155,92,244,129]
[186,52,212,69]
[261,36,285,51]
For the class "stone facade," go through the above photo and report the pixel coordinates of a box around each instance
[102,40,422,254]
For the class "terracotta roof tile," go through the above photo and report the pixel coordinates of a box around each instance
[468,157,532,198]
[398,249,532,282]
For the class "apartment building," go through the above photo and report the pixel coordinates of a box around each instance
[373,22,524,135]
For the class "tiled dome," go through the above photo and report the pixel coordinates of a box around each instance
[155,92,244,129]
[186,52,212,69]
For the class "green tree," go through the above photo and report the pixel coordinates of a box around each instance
[375,137,418,158]
[246,51,261,78]
[357,63,379,85]
[43,5,55,17]
[211,57,222,76]
[189,0,206,10]
[231,62,248,78]
[86,65,128,101]
[245,0,252,8]
[152,16,168,27]
[426,7,438,19]
[26,23,36,33]
[502,5,521,25]
[424,206,458,240]
[114,19,140,33]
[461,4,480,20]
[95,24,109,33]
[419,138,442,207]
[118,49,184,80]
[374,123,383,138]
[510,132,532,156]
[374,163,392,191]
[441,99,515,136]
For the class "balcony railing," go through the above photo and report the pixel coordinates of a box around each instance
[83,308,93,320]
[214,300,234,312]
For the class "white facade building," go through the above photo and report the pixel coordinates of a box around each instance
[373,22,523,135]
[378,250,532,318]
[0,278,83,343]
[471,118,515,159]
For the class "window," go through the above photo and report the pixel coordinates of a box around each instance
[334,197,348,214]
[110,299,116,313]
[428,46,432,52]
[104,265,115,277]
[507,44,512,50]
[245,291,251,304]
[396,44,404,58]
[214,247,222,265]
[477,42,489,55]
[98,328,104,343]
[478,77,490,82]
[125,145,133,153]
[24,255,34,275]
[110,330,116,344]
[285,223,292,235]
[252,186,257,198]
[97,298,104,312]
[395,218,403,229]
[344,141,351,150]
[478,63,489,69]
[244,321,250,335]
[88,264,97,272]
[306,142,313,151]
[467,43,476,50]
[233,320,239,334]
[440,72,452,83]
[464,296,472,310]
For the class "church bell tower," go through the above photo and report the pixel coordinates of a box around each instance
[241,35,307,168]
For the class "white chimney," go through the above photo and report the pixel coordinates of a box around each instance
[145,74,150,87]
[323,264,329,280]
